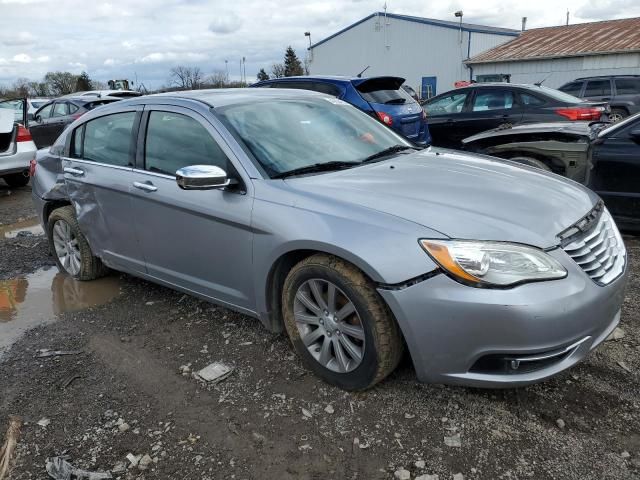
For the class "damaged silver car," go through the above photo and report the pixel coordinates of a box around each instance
[32,89,628,390]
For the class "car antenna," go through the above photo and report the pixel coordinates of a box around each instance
[534,73,551,86]
[356,66,370,78]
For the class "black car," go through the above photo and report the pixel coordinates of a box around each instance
[30,96,120,148]
[423,83,609,148]
[462,115,640,230]
[558,75,640,122]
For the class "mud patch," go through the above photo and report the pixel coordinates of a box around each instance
[0,267,121,358]
[0,217,43,239]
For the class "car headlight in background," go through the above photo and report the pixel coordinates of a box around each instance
[420,240,567,287]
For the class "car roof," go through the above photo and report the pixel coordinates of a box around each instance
[118,87,327,108]
[574,75,640,81]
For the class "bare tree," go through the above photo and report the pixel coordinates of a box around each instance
[206,71,228,88]
[169,66,204,90]
[12,78,30,97]
[271,63,285,79]
[28,81,50,96]
[44,71,78,96]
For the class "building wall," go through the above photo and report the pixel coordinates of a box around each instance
[309,14,515,96]
[470,53,640,88]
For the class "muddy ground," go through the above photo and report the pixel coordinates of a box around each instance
[0,181,639,480]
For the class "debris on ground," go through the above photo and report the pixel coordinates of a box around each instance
[444,432,461,447]
[36,350,83,358]
[0,416,22,480]
[137,454,153,471]
[394,467,411,479]
[125,454,140,467]
[415,475,438,480]
[193,362,233,383]
[37,418,51,427]
[617,361,632,373]
[556,419,566,429]
[414,460,426,469]
[45,456,112,480]
[606,327,626,341]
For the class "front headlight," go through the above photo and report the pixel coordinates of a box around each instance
[420,239,567,287]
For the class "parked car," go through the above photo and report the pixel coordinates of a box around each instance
[559,75,640,122]
[61,90,143,99]
[252,76,431,146]
[423,83,610,148]
[0,97,51,122]
[0,99,37,187]
[30,96,121,148]
[32,88,627,390]
[462,115,640,230]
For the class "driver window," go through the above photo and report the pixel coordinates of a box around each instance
[36,104,53,121]
[144,111,229,176]
[52,102,69,117]
[424,92,468,116]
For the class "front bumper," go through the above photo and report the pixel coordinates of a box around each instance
[378,248,628,387]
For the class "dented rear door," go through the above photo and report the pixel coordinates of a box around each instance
[62,107,146,273]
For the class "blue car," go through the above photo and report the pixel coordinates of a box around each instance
[252,76,431,146]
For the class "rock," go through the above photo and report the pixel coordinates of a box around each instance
[118,422,130,432]
[138,454,153,470]
[556,419,566,429]
[444,433,461,447]
[112,462,127,474]
[324,404,335,414]
[252,432,266,444]
[606,327,625,341]
[416,475,439,480]
[37,418,51,427]
[441,417,448,423]
[126,453,141,467]
[404,413,416,419]
[621,451,631,458]
[415,460,426,469]
[453,474,464,480]
[618,361,632,373]
[394,468,411,480]
[302,408,313,418]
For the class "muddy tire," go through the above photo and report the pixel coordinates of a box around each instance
[282,254,404,390]
[47,206,108,281]
[3,172,29,188]
[509,156,551,171]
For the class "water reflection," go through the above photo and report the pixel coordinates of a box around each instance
[0,267,122,357]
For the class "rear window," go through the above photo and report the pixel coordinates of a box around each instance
[615,78,640,95]
[357,86,416,105]
[85,100,117,110]
[109,92,142,98]
[528,86,584,104]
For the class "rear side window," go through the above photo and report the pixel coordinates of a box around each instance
[615,78,640,95]
[559,82,583,97]
[311,82,341,97]
[519,92,546,106]
[144,111,229,176]
[584,80,611,97]
[82,112,136,166]
[472,90,515,111]
[68,104,79,114]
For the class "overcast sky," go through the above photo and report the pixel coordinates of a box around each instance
[1,0,639,88]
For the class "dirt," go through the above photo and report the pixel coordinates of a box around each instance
[0,182,639,480]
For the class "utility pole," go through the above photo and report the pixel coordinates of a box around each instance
[225,60,229,83]
[566,10,570,25]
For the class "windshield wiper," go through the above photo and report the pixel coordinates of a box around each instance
[361,145,419,164]
[272,161,360,179]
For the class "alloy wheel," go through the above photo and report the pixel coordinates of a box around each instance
[52,219,82,276]
[294,279,365,373]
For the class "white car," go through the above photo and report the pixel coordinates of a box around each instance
[0,106,37,187]
[62,90,142,99]
[0,98,50,122]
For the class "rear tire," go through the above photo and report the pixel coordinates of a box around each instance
[3,172,29,188]
[47,206,108,281]
[508,156,551,171]
[609,108,628,123]
[282,254,404,390]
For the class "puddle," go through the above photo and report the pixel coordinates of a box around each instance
[0,217,44,239]
[0,267,122,359]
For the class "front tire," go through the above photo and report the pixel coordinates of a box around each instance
[3,172,29,188]
[47,206,108,280]
[282,254,404,390]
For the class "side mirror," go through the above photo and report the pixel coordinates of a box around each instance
[630,129,640,142]
[176,165,231,190]
[34,115,42,123]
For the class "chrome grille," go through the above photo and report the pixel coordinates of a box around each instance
[562,207,626,286]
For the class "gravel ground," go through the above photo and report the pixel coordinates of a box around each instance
[0,182,639,480]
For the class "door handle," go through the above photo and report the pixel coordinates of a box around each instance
[63,166,85,177]
[133,181,157,192]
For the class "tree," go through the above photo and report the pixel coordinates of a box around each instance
[206,71,228,88]
[12,78,30,97]
[28,81,50,97]
[169,66,204,90]
[76,71,92,91]
[283,46,303,77]
[271,63,285,79]
[44,71,78,96]
[256,68,269,81]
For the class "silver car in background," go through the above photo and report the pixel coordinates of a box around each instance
[31,89,628,390]
[0,102,37,187]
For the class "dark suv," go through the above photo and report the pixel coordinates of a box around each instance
[559,76,640,122]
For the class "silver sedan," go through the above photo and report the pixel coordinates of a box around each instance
[31,89,628,390]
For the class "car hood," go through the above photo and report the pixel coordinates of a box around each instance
[462,122,594,145]
[285,148,598,248]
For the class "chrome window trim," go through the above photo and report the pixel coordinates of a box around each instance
[61,157,133,172]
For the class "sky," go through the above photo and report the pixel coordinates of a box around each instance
[1,0,639,89]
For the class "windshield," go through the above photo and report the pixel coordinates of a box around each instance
[528,85,585,104]
[217,98,411,177]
